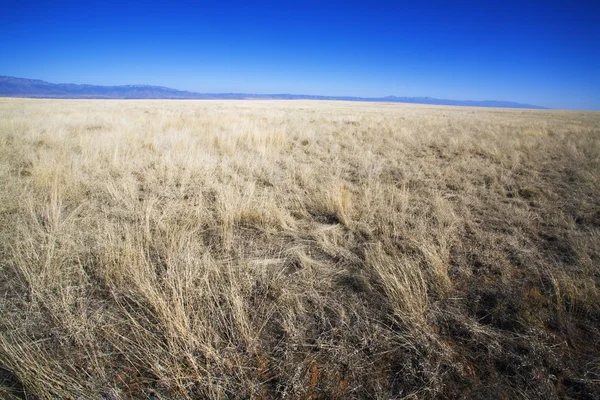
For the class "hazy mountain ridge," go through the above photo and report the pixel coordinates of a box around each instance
[0,76,547,109]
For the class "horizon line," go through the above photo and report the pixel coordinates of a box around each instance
[0,75,563,110]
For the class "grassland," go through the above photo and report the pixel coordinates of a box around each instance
[0,98,599,399]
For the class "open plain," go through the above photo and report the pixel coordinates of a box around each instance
[1,98,599,399]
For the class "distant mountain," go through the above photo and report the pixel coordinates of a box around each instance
[0,76,210,99]
[379,96,546,109]
[0,76,547,109]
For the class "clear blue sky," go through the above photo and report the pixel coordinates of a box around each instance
[1,0,599,109]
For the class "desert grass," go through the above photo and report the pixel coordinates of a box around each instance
[1,98,599,399]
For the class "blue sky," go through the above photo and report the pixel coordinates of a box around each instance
[1,0,599,109]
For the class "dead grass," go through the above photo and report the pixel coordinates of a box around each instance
[0,98,599,399]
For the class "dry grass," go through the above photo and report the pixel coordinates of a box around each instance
[0,98,599,399]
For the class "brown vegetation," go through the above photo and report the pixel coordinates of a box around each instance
[1,98,599,399]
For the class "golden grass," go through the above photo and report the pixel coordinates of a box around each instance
[1,98,599,399]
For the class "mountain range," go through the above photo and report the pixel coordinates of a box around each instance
[0,76,547,109]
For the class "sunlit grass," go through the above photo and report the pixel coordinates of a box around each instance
[1,98,599,399]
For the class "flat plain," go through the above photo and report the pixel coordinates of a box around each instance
[1,98,599,399]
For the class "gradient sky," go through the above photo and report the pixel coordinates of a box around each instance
[1,0,599,109]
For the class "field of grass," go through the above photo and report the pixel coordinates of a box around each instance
[0,98,599,399]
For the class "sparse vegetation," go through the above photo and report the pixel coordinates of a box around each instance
[1,98,599,399]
